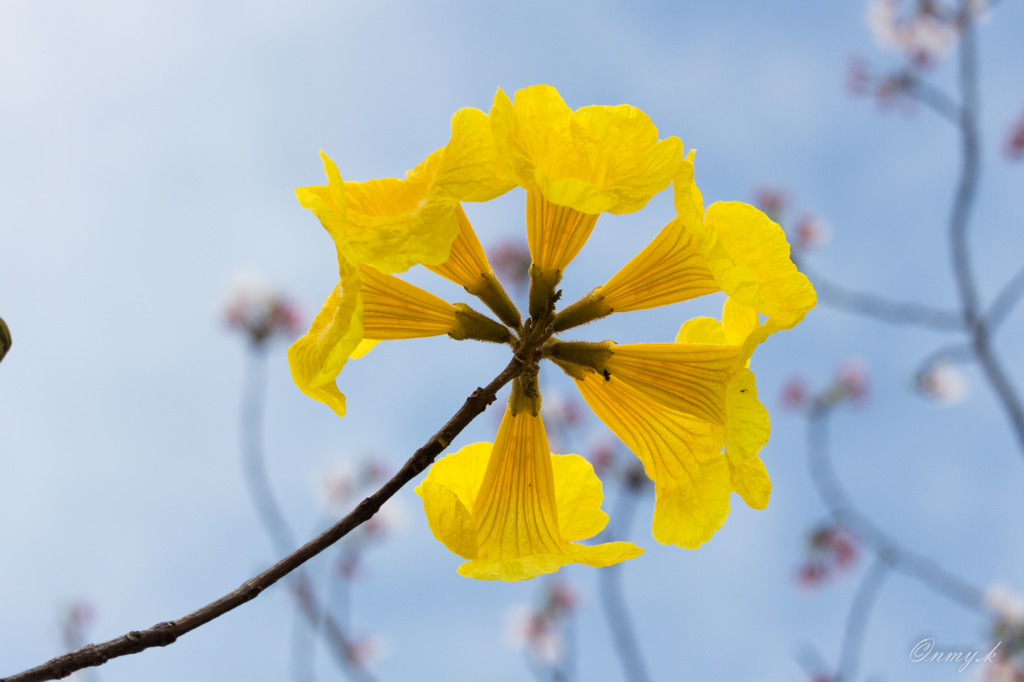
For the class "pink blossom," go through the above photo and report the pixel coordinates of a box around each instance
[223,271,302,345]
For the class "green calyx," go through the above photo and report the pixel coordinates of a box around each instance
[449,304,514,344]
[466,271,522,329]
[545,340,614,380]
[551,291,613,332]
[528,265,562,321]
[509,373,542,416]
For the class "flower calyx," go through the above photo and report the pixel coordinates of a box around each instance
[449,303,515,345]
[544,340,614,381]
[551,291,614,332]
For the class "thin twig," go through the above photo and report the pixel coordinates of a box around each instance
[794,640,832,681]
[290,606,317,682]
[1,354,527,682]
[242,345,296,556]
[806,405,985,613]
[984,263,1024,331]
[794,258,964,331]
[905,77,961,125]
[837,556,892,682]
[946,16,1024,455]
[949,18,982,326]
[598,475,651,682]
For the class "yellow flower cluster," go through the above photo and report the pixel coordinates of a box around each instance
[291,85,816,581]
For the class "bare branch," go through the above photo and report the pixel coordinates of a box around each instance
[905,77,961,126]
[242,346,297,557]
[984,262,1024,332]
[946,16,1024,455]
[1,353,527,682]
[795,258,964,330]
[807,406,985,613]
[949,20,983,326]
[598,477,650,682]
[837,556,892,682]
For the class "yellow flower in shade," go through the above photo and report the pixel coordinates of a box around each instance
[292,84,815,579]
[416,384,642,581]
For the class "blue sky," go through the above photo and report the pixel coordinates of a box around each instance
[2,1,1023,680]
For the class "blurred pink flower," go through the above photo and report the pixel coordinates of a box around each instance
[986,584,1024,626]
[490,239,532,291]
[794,214,830,251]
[344,634,387,670]
[796,524,860,588]
[780,376,808,410]
[867,0,955,67]
[224,271,302,345]
[588,438,618,478]
[833,358,870,406]
[1005,110,1024,161]
[505,580,579,665]
[58,599,96,652]
[754,187,788,222]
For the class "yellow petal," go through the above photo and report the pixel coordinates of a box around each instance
[551,454,608,542]
[491,85,683,215]
[415,442,491,559]
[348,338,379,360]
[424,205,493,288]
[728,455,771,510]
[575,373,733,548]
[723,368,770,463]
[490,85,573,195]
[701,201,817,328]
[595,217,718,313]
[287,255,363,418]
[342,164,457,273]
[422,408,642,581]
[674,316,727,345]
[417,481,478,560]
[472,409,571,561]
[673,149,704,228]
[420,442,492,512]
[298,108,512,276]
[359,264,457,340]
[674,311,772,509]
[605,343,743,425]
[674,299,758,347]
[432,106,515,203]
[721,297,761,347]
[295,152,350,253]
[526,190,600,273]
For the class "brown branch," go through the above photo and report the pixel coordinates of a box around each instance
[0,316,11,363]
[2,353,527,682]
